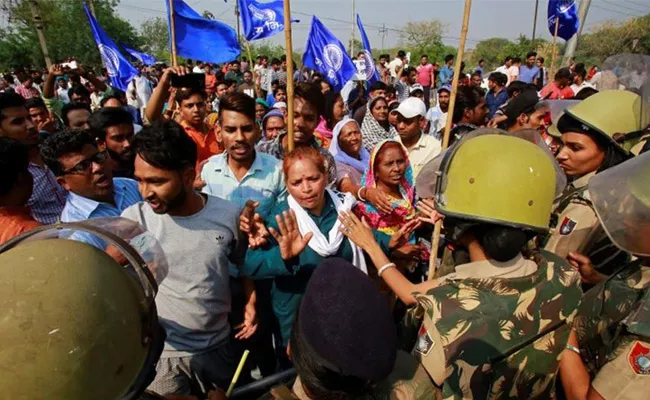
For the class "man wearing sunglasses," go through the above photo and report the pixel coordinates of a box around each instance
[40,129,142,248]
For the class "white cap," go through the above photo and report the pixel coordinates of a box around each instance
[409,83,424,94]
[273,101,287,109]
[392,97,427,118]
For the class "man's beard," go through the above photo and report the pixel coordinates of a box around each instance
[108,148,135,176]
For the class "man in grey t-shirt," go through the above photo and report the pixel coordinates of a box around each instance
[121,121,251,398]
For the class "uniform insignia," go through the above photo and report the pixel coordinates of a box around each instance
[559,217,577,235]
[415,324,435,356]
[628,341,650,375]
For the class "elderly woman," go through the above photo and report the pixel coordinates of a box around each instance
[314,91,346,150]
[362,96,398,153]
[241,147,408,351]
[261,109,285,141]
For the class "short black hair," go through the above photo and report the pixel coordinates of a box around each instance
[0,137,29,196]
[88,107,134,140]
[512,57,521,64]
[507,81,528,98]
[294,82,326,118]
[574,63,587,79]
[175,88,207,104]
[369,81,387,93]
[357,51,364,57]
[25,97,47,111]
[555,67,572,81]
[479,58,485,64]
[61,102,91,128]
[444,54,454,63]
[421,54,428,59]
[473,224,532,262]
[537,56,545,64]
[100,94,124,107]
[231,60,240,66]
[397,50,406,58]
[526,51,537,59]
[271,79,280,87]
[224,79,236,88]
[40,129,97,176]
[574,87,598,100]
[489,72,508,87]
[67,84,90,101]
[218,92,256,122]
[133,120,197,171]
[0,92,26,121]
[452,86,485,124]
[281,54,287,62]
[273,85,287,96]
[270,58,281,66]
[471,71,482,79]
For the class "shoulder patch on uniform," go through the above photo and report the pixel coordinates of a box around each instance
[415,324,435,356]
[559,217,577,235]
[628,341,650,375]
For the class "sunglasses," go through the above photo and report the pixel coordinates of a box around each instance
[62,150,108,175]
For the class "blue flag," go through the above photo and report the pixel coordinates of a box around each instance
[356,14,380,84]
[83,4,137,91]
[303,16,356,92]
[120,42,157,66]
[238,0,285,41]
[166,0,240,64]
[547,0,579,41]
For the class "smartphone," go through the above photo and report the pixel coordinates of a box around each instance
[170,73,206,89]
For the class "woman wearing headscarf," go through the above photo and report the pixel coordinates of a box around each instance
[240,146,412,356]
[361,96,398,153]
[314,91,346,150]
[353,140,428,270]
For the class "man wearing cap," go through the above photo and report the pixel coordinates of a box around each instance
[503,90,549,133]
[262,258,438,399]
[409,84,425,102]
[394,97,441,179]
[426,85,450,139]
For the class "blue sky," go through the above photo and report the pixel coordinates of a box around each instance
[117,0,648,51]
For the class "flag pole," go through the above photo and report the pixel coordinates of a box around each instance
[168,0,179,67]
[549,17,560,80]
[427,0,473,281]
[283,0,295,152]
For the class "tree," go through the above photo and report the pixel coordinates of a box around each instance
[471,35,549,71]
[576,14,650,66]
[396,20,453,63]
[140,17,170,63]
[0,0,140,69]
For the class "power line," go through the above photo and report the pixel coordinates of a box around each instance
[599,0,649,15]
[623,0,650,11]
[591,3,641,18]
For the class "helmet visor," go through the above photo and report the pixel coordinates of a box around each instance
[589,152,650,257]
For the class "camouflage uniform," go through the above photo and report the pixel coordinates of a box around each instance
[260,350,441,400]
[402,251,582,399]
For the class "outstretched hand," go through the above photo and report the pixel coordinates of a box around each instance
[240,200,270,249]
[338,211,379,252]
[388,218,421,250]
[269,210,313,260]
[417,198,444,226]
[365,187,393,214]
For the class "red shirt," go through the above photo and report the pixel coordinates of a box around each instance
[0,206,41,245]
[180,120,224,170]
[540,82,574,100]
[416,64,434,87]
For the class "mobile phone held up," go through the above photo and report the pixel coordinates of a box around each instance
[170,73,206,90]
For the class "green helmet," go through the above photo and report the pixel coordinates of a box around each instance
[434,134,557,232]
[563,90,643,153]
[0,223,162,400]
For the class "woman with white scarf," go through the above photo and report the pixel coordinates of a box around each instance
[240,146,413,354]
[331,117,396,214]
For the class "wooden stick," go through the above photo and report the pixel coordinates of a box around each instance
[168,0,178,67]
[226,350,250,397]
[427,0,473,281]
[549,17,560,80]
[283,0,295,152]
[28,0,52,68]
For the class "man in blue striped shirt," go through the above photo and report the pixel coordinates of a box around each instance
[40,129,142,248]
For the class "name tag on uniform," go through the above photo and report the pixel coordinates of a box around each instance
[560,217,577,235]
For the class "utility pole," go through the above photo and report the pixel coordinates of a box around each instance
[350,0,356,55]
[235,0,241,45]
[531,0,539,49]
[87,0,95,17]
[380,24,388,51]
[28,0,52,68]
[562,0,591,66]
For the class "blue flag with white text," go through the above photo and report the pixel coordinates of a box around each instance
[547,0,579,41]
[238,0,285,41]
[166,0,240,64]
[356,14,379,84]
[83,4,137,90]
[303,16,356,92]
[120,42,157,66]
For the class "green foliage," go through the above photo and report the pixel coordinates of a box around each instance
[139,17,171,63]
[0,0,139,70]
[398,20,453,64]
[471,35,549,71]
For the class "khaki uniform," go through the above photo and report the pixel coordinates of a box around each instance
[403,252,582,399]
[544,172,629,276]
[591,339,650,399]
[261,350,441,400]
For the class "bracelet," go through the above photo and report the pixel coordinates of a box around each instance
[565,344,581,355]
[357,187,367,202]
[378,262,396,277]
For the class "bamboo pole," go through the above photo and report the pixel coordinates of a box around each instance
[427,0,473,281]
[549,17,560,81]
[531,0,539,49]
[283,0,295,152]
[29,0,52,68]
[168,0,179,67]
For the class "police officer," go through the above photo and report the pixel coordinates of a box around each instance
[559,151,650,400]
[261,258,438,399]
[339,134,582,399]
[0,220,226,400]
[545,90,643,280]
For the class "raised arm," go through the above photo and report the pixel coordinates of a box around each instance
[145,66,189,123]
[43,64,63,99]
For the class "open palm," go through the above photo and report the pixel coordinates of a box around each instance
[269,210,313,260]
